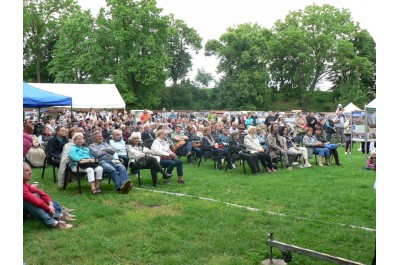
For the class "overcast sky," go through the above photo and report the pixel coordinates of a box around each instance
[77,0,379,89]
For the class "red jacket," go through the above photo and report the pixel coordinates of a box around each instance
[23,182,52,213]
[23,132,33,157]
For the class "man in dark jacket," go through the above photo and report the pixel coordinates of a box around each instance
[45,126,68,164]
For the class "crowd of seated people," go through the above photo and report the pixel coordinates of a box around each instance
[25,108,350,192]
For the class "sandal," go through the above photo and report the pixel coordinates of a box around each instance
[92,189,101,195]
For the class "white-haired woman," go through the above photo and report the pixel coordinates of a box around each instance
[69,133,103,194]
[244,126,275,173]
[109,129,129,169]
[151,130,185,184]
[127,132,172,186]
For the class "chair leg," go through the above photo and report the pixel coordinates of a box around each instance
[138,169,142,187]
[41,156,47,179]
[63,169,69,190]
[279,153,284,169]
[53,166,57,183]
[77,173,82,194]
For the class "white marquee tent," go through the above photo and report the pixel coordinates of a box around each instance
[28,83,126,109]
[343,102,361,114]
[366,98,376,111]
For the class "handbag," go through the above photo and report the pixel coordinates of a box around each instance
[193,141,201,148]
[137,157,148,167]
[79,158,99,169]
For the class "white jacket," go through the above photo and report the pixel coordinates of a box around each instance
[244,134,263,154]
[127,144,154,163]
[151,138,173,162]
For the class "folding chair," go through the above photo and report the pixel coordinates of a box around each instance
[63,162,87,194]
[41,153,60,183]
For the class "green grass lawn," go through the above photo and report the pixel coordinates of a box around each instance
[23,148,376,265]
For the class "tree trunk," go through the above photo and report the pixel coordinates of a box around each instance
[35,48,41,83]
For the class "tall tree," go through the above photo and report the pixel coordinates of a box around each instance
[328,29,376,100]
[205,23,272,110]
[104,0,170,107]
[48,9,106,83]
[166,17,202,85]
[267,4,375,110]
[23,0,80,82]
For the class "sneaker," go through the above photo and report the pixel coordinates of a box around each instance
[54,221,73,229]
[120,179,132,193]
[297,164,304,169]
[304,163,312,168]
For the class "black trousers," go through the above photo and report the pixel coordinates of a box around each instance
[130,156,167,185]
[238,153,260,174]
[255,152,273,169]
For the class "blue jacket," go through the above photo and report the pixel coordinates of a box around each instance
[69,145,94,169]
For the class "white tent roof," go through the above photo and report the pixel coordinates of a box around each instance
[366,98,376,110]
[343,102,361,113]
[28,83,125,109]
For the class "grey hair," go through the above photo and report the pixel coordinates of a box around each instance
[91,130,102,140]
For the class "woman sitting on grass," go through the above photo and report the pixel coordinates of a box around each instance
[302,127,330,167]
[23,162,76,229]
[69,133,104,194]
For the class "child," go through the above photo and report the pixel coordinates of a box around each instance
[367,151,376,171]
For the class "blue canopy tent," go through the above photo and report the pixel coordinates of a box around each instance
[23,82,72,108]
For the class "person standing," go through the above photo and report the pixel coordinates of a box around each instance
[140,109,152,124]
[334,110,346,146]
[306,112,317,133]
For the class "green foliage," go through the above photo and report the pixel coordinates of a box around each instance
[24,150,375,264]
[48,10,106,83]
[266,4,374,110]
[158,79,213,110]
[23,0,80,82]
[338,78,371,107]
[23,1,376,112]
[105,0,171,107]
[205,23,273,110]
[166,16,202,85]
[194,67,214,87]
